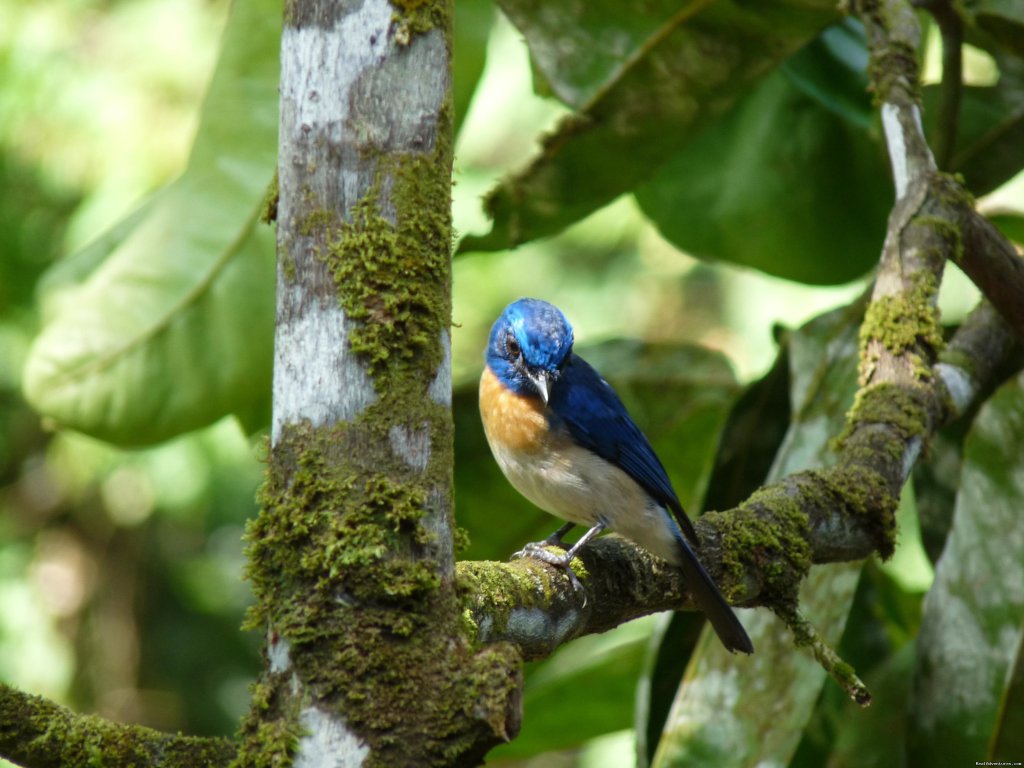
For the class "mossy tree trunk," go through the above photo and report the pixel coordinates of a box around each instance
[235,0,521,765]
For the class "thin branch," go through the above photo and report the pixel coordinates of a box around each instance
[921,0,964,168]
[957,210,1024,341]
[0,683,235,768]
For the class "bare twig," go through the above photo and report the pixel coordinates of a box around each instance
[919,0,964,168]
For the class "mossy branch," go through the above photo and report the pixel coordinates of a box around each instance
[0,683,235,768]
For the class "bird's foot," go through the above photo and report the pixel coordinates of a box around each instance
[512,540,571,565]
[512,542,586,598]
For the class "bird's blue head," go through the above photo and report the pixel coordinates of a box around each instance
[486,298,574,402]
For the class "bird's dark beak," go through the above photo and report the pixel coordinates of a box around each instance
[528,369,554,404]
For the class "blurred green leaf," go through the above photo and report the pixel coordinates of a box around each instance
[936,85,1024,196]
[990,618,1024,762]
[460,0,838,254]
[636,611,705,768]
[651,303,865,768]
[488,617,656,760]
[0,153,79,315]
[790,564,921,768]
[907,374,1024,764]
[923,49,1024,195]
[702,338,792,513]
[974,0,1024,58]
[453,0,494,137]
[781,19,873,130]
[35,194,160,320]
[912,425,965,564]
[635,65,889,285]
[22,0,279,445]
[990,212,1024,245]
[825,642,916,767]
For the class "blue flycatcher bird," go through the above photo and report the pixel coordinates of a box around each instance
[479,298,753,654]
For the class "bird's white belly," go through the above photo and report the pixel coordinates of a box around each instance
[489,438,682,563]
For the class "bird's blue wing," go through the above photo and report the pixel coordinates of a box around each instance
[549,354,698,541]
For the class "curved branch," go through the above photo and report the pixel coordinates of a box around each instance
[0,683,235,768]
[917,0,964,168]
[957,211,1024,342]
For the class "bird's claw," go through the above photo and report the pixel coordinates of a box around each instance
[512,541,568,564]
[512,542,587,603]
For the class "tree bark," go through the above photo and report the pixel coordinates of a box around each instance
[237,1,521,765]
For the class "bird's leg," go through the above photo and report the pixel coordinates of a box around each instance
[544,521,576,547]
[513,522,607,597]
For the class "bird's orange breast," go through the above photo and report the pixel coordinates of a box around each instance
[479,366,549,453]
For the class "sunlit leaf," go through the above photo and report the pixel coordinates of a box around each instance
[651,303,865,767]
[460,0,838,253]
[23,0,280,445]
[907,375,1024,764]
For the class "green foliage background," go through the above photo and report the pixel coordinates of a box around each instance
[1,0,1023,766]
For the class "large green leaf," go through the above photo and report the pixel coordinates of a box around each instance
[22,0,280,445]
[487,617,656,760]
[634,53,889,285]
[781,19,873,130]
[459,0,838,254]
[636,339,793,767]
[651,303,865,767]
[907,374,1024,764]
[790,562,922,768]
[931,27,1024,194]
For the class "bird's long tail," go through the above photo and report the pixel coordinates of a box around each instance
[675,534,754,654]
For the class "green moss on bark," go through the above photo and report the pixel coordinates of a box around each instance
[321,102,453,397]
[858,273,943,386]
[707,485,812,614]
[0,683,235,768]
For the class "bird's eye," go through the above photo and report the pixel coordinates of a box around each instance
[506,334,521,359]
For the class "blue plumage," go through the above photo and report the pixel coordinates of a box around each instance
[548,355,699,544]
